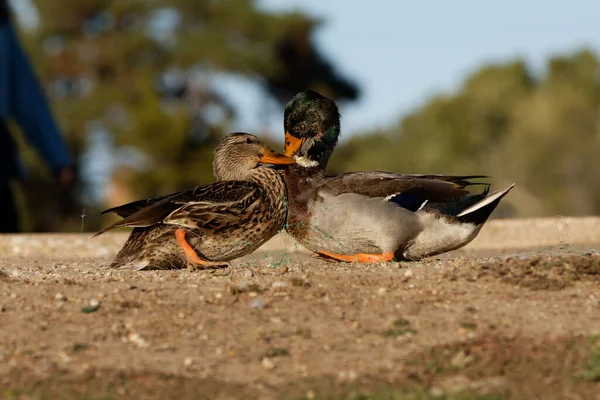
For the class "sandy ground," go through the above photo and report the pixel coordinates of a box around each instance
[1,217,599,399]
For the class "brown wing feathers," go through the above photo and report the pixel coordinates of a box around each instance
[92,199,183,237]
[320,172,487,202]
[94,181,261,237]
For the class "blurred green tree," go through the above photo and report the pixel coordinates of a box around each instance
[330,50,600,217]
[12,0,359,231]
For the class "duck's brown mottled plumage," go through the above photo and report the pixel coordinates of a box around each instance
[282,90,514,261]
[95,133,294,270]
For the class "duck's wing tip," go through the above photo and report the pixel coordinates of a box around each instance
[456,183,515,218]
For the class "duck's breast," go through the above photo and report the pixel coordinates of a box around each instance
[188,188,288,261]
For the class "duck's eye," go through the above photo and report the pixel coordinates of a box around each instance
[244,138,253,144]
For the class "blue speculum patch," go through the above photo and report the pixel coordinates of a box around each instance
[387,192,426,212]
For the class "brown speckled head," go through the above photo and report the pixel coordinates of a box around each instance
[213,132,295,181]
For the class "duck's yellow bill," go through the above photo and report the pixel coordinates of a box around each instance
[260,146,296,165]
[284,132,305,157]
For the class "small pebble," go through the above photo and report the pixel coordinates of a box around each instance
[55,293,66,301]
[338,370,358,382]
[126,333,148,348]
[377,287,387,296]
[272,281,288,289]
[81,299,101,313]
[404,269,414,278]
[183,357,193,367]
[261,357,275,370]
[242,269,253,278]
[450,350,474,368]
[250,298,264,309]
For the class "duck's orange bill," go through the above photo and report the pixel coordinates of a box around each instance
[284,132,305,157]
[259,146,297,165]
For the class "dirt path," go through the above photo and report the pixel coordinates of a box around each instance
[1,218,599,399]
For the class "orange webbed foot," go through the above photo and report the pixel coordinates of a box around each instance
[174,228,230,269]
[316,250,395,263]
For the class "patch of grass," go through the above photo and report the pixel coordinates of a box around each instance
[3,389,22,398]
[67,343,89,353]
[393,318,411,327]
[577,336,600,382]
[300,386,507,400]
[264,347,290,358]
[384,328,416,338]
[459,322,477,330]
[384,319,416,338]
[4,384,116,400]
[4,370,257,400]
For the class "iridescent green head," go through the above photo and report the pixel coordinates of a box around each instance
[283,90,341,168]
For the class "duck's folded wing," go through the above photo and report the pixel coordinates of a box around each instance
[163,181,263,230]
[94,181,261,236]
[100,193,177,218]
[319,172,489,211]
[99,177,258,218]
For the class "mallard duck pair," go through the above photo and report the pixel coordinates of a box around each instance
[95,133,295,270]
[98,91,513,269]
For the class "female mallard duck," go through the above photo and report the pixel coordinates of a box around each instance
[281,90,514,262]
[94,132,296,270]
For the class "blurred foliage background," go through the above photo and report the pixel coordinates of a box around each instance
[7,1,600,232]
[12,0,359,231]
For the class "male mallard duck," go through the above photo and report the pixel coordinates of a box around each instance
[281,90,514,262]
[94,132,296,270]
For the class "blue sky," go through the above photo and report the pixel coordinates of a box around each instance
[250,0,600,139]
[12,0,600,140]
